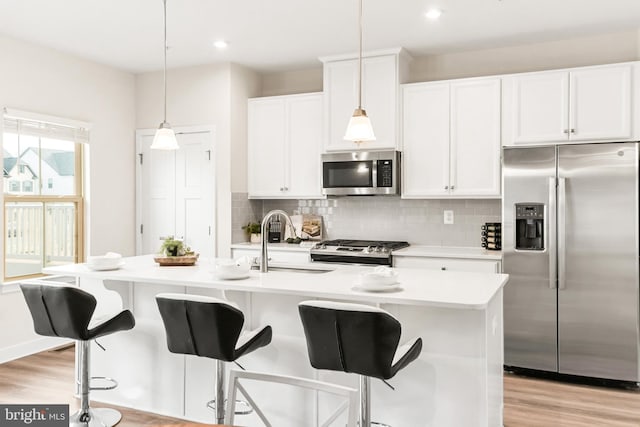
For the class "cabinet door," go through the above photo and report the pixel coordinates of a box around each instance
[361,55,397,150]
[569,64,632,141]
[248,98,286,198]
[401,83,450,197]
[285,94,324,198]
[324,55,398,152]
[511,71,569,144]
[324,60,358,152]
[450,78,501,197]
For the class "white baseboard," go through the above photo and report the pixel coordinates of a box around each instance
[0,337,73,364]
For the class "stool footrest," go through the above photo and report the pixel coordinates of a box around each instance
[89,376,118,391]
[207,398,253,416]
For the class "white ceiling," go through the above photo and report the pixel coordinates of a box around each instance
[0,0,639,74]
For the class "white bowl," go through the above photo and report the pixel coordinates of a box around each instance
[213,258,251,278]
[358,270,399,289]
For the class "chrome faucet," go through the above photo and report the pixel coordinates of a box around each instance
[260,210,296,273]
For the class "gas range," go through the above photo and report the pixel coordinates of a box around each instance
[310,239,410,266]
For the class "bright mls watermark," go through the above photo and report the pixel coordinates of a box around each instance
[0,405,68,426]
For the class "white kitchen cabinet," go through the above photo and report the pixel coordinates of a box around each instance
[394,256,501,273]
[321,49,410,152]
[504,63,634,145]
[248,93,324,199]
[402,77,501,198]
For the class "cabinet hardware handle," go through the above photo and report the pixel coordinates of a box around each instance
[570,129,575,134]
[279,187,284,191]
[441,267,447,271]
[563,129,569,134]
[444,186,449,190]
[284,187,288,191]
[451,185,455,190]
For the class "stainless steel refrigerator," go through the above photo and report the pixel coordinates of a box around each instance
[503,142,640,382]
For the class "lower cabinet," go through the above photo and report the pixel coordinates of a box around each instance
[393,256,501,273]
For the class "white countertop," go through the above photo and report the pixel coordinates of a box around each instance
[43,255,508,310]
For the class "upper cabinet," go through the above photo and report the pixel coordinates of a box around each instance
[503,63,637,145]
[248,93,324,199]
[402,77,501,198]
[321,49,411,152]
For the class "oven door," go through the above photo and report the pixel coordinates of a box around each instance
[322,159,375,195]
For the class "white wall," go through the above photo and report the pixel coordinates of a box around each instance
[260,29,640,95]
[135,62,261,257]
[0,35,135,362]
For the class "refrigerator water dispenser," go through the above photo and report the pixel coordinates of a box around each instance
[515,203,544,250]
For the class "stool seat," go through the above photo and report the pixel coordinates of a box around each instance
[156,293,272,361]
[20,282,135,427]
[21,283,135,341]
[156,293,272,424]
[299,300,422,426]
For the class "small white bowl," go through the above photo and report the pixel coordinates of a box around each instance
[358,270,399,288]
[213,258,251,279]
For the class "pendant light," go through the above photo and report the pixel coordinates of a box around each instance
[151,0,179,150]
[343,0,376,144]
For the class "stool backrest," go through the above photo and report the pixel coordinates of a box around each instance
[20,283,97,340]
[298,301,401,380]
[156,294,244,362]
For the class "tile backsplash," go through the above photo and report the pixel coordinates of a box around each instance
[232,193,501,247]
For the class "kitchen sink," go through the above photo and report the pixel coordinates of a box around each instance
[251,265,332,274]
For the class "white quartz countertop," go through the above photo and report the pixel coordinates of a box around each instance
[393,245,503,260]
[43,255,508,310]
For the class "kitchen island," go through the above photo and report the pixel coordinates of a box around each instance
[43,255,508,426]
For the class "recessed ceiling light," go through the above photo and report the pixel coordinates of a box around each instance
[213,40,228,49]
[425,8,442,20]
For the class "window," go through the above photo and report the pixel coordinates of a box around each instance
[3,110,88,281]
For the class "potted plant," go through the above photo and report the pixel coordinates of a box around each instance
[242,222,262,243]
[159,236,186,257]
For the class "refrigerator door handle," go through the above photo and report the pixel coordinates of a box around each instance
[557,177,567,290]
[549,177,557,289]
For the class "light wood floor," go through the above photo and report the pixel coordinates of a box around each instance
[2,346,640,426]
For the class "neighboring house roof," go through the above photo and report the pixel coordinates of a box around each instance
[22,147,74,176]
[3,156,17,178]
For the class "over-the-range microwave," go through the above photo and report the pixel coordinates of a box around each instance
[321,150,401,196]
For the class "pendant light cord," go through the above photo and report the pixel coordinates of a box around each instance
[358,0,363,110]
[163,0,168,123]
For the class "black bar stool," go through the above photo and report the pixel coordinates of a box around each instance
[298,300,423,427]
[155,293,272,424]
[20,283,135,427]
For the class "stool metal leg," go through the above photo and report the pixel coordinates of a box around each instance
[215,359,225,424]
[69,340,122,427]
[359,375,370,427]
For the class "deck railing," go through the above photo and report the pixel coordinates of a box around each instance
[5,202,76,277]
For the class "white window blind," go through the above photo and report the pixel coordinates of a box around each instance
[3,108,91,143]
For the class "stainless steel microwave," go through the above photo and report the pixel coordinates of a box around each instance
[321,150,401,196]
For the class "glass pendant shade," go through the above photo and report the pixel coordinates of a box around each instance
[344,108,376,142]
[151,122,179,150]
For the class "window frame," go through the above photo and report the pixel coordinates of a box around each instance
[3,139,85,282]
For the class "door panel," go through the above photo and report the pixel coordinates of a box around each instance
[512,72,568,144]
[503,146,558,371]
[174,132,214,259]
[557,143,639,381]
[401,83,450,197]
[569,65,632,141]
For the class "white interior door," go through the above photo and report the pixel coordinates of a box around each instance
[136,126,215,258]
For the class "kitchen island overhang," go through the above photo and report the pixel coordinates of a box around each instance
[43,255,508,426]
